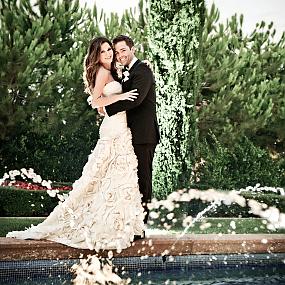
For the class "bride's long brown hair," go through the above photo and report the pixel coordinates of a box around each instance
[83,37,116,95]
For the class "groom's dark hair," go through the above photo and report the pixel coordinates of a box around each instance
[113,35,134,49]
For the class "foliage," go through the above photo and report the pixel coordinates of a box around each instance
[149,0,205,198]
[1,0,283,193]
[0,0,91,139]
[0,124,100,181]
[2,185,284,219]
[150,191,285,223]
[0,0,98,180]
[199,4,285,154]
[0,186,66,216]
[195,136,284,189]
[0,0,148,181]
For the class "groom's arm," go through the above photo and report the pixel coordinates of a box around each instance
[105,64,153,116]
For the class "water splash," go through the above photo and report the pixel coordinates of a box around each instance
[0,168,52,189]
[71,255,130,285]
[2,169,285,284]
[148,186,285,256]
[149,187,285,235]
[0,168,71,202]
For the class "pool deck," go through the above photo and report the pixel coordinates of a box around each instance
[1,233,285,261]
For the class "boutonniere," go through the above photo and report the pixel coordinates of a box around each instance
[122,70,130,82]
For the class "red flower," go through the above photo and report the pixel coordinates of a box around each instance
[2,180,72,191]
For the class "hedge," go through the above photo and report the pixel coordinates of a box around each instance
[149,191,285,228]
[0,186,68,217]
[1,186,284,219]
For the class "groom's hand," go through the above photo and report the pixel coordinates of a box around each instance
[97,107,105,116]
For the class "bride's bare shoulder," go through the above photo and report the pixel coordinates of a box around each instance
[98,66,110,75]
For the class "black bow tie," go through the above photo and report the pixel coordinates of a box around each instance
[123,66,129,72]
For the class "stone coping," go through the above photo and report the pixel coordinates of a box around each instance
[1,234,285,261]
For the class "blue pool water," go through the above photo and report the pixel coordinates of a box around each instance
[3,265,285,285]
[1,254,285,285]
[130,266,285,284]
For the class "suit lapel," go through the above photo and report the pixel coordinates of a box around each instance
[122,59,141,91]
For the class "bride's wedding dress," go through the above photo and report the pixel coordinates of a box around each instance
[6,81,145,252]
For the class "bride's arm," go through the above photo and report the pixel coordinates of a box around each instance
[90,67,138,108]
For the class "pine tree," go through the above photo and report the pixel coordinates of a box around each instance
[102,0,148,59]
[199,4,285,154]
[148,0,205,197]
[0,0,98,179]
[0,0,94,137]
[0,0,150,181]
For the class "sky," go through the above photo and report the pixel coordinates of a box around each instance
[80,0,285,40]
[206,0,285,40]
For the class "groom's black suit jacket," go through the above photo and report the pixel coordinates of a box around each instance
[106,59,160,145]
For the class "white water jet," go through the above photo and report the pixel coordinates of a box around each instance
[2,169,285,284]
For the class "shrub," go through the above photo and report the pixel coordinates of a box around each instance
[2,186,284,220]
[196,136,284,189]
[149,191,285,228]
[0,186,65,217]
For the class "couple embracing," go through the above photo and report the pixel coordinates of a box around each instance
[7,35,160,252]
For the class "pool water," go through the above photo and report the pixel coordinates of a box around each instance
[5,265,285,285]
[130,266,285,284]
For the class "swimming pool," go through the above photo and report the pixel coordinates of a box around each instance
[1,253,285,284]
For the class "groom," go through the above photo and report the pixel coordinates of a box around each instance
[105,35,160,230]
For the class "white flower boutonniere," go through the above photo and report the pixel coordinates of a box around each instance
[123,70,130,82]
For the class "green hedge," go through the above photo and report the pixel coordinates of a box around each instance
[0,186,68,217]
[1,186,284,219]
[196,137,284,190]
[0,128,99,183]
[149,191,285,227]
[149,0,204,197]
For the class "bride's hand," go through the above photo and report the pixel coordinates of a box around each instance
[119,89,139,101]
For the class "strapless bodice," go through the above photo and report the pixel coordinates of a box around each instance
[100,81,127,139]
[103,81,122,96]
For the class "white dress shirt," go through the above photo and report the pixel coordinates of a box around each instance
[128,56,138,70]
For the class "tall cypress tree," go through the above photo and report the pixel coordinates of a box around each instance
[148,0,205,197]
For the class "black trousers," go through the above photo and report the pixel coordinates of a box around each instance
[133,144,156,224]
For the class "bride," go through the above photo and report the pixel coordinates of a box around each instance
[6,37,145,252]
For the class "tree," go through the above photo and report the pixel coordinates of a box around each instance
[0,0,149,181]
[0,0,100,180]
[199,4,285,154]
[148,0,205,197]
[102,0,148,59]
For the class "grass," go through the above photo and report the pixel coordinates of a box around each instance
[0,217,45,237]
[149,217,285,235]
[1,217,284,237]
